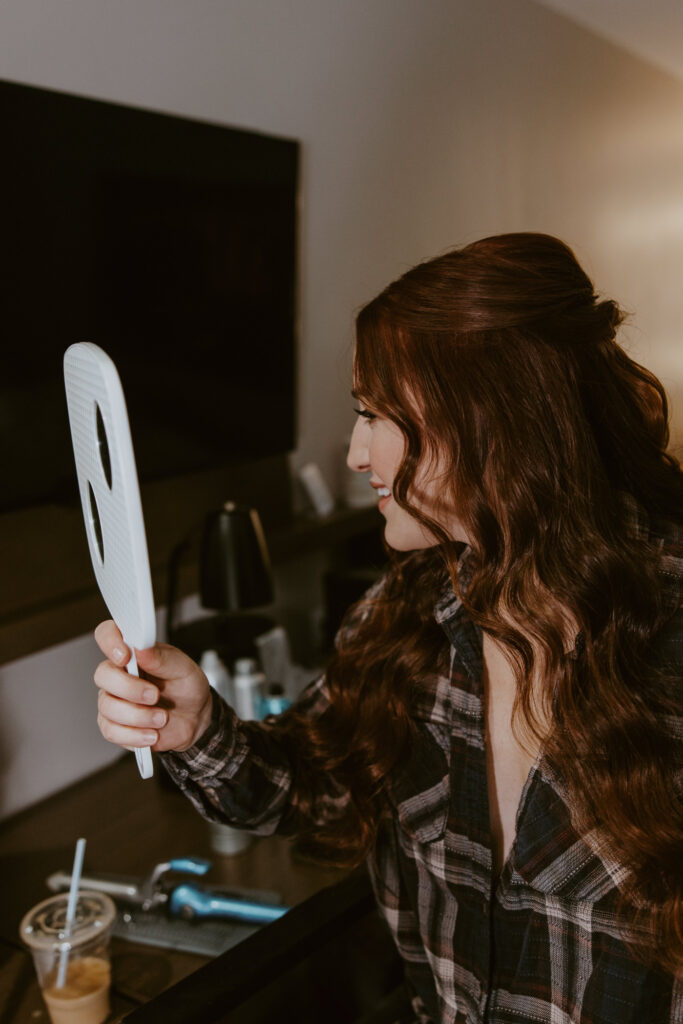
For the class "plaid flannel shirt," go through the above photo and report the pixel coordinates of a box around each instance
[162,507,681,1024]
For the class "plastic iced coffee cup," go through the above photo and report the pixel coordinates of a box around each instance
[19,890,115,1024]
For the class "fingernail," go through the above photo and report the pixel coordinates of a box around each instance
[143,732,158,744]
[112,647,125,664]
[152,711,166,727]
[143,687,158,704]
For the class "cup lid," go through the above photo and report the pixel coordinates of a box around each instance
[19,890,116,951]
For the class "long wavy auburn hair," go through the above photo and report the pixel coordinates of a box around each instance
[271,233,683,973]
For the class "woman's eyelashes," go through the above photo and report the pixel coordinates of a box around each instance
[354,407,377,421]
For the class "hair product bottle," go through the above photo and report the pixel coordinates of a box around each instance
[199,650,232,704]
[232,657,266,721]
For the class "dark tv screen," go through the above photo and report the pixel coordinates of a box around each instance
[0,78,299,513]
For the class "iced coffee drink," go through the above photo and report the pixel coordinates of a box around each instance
[20,890,115,1024]
[42,955,111,1024]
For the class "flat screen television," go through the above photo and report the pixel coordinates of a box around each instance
[0,78,299,513]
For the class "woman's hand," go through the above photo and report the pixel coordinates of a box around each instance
[94,620,214,753]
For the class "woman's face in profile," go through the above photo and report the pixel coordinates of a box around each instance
[347,402,469,551]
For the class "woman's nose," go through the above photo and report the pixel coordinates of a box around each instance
[346,417,370,473]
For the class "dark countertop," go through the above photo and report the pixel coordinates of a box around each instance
[0,753,349,1022]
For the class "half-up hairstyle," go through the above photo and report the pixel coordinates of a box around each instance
[274,233,683,972]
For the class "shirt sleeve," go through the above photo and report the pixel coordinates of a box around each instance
[159,674,352,837]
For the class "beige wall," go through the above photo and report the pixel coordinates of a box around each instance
[1,0,682,817]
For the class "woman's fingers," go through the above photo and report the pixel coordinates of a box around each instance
[97,688,166,729]
[93,624,212,753]
[96,690,166,749]
[94,625,204,700]
[97,715,159,749]
[94,620,130,666]
[134,641,200,684]
[94,659,159,706]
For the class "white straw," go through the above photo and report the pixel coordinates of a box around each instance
[56,837,86,989]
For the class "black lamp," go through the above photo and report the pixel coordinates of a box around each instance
[199,503,273,610]
[166,502,275,665]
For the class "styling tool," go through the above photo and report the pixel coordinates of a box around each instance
[47,856,289,957]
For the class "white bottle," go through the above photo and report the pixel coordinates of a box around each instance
[232,657,266,720]
[201,650,253,857]
[200,650,232,704]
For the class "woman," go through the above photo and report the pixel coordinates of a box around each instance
[95,233,682,1023]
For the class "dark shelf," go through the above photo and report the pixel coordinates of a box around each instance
[0,472,382,665]
[267,504,382,562]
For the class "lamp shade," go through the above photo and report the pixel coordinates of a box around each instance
[199,502,273,611]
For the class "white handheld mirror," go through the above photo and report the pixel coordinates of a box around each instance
[64,342,156,779]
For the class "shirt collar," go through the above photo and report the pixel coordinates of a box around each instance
[433,543,474,628]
